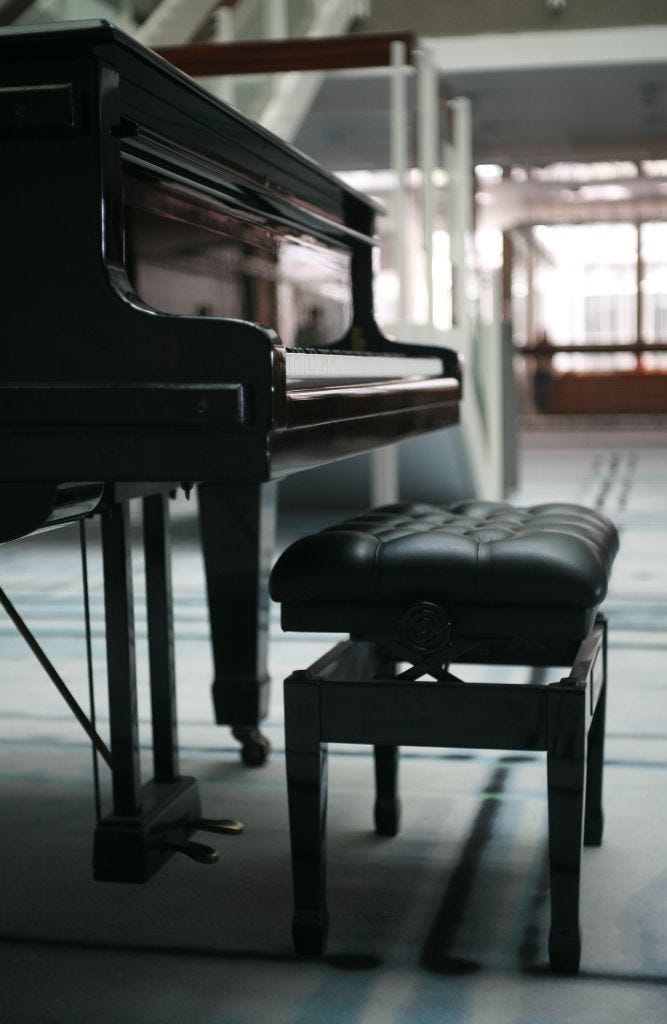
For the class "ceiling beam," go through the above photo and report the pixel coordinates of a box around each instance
[425,25,667,73]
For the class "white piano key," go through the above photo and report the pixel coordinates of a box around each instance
[285,349,444,387]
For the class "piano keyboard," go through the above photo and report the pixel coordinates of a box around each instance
[284,348,444,388]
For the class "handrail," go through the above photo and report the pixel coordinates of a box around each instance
[518,342,667,355]
[157,31,417,77]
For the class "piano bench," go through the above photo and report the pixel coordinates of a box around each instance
[269,501,619,973]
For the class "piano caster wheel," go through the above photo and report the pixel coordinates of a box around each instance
[232,726,271,767]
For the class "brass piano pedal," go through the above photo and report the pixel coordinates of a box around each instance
[194,817,244,836]
[160,838,220,864]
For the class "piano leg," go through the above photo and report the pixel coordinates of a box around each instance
[198,482,276,766]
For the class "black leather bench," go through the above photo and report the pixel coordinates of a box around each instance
[270,501,619,973]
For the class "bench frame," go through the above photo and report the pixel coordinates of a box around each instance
[284,615,607,974]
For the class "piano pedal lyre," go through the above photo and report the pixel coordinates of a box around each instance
[93,494,246,883]
[94,776,245,882]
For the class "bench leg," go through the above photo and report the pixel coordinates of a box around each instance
[584,620,607,847]
[284,673,329,955]
[374,744,401,836]
[546,686,586,974]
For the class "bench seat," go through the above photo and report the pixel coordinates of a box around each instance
[271,501,618,661]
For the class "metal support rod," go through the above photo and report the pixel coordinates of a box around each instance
[447,97,473,335]
[212,5,236,107]
[487,270,506,500]
[267,0,288,38]
[0,584,112,767]
[80,519,103,820]
[370,447,399,506]
[416,46,438,330]
[370,38,410,508]
[390,38,409,331]
[636,220,644,372]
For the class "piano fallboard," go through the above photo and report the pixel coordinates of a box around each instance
[0,373,460,483]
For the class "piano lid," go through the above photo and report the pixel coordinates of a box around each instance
[0,19,381,244]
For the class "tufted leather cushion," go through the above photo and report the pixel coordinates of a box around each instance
[269,501,619,611]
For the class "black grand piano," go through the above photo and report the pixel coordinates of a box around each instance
[0,21,461,881]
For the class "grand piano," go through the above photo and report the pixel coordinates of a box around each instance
[0,21,461,881]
